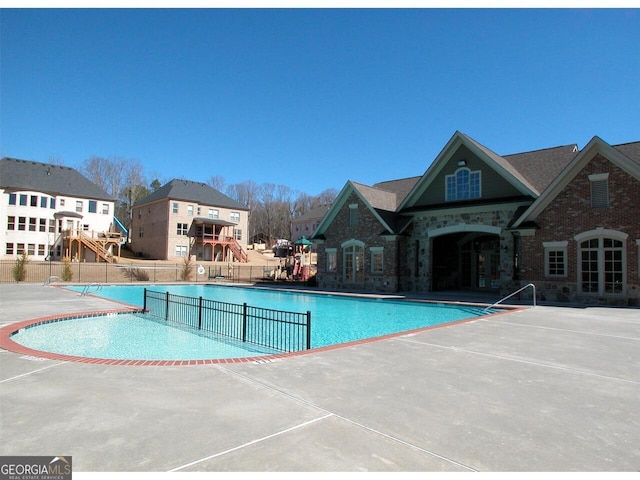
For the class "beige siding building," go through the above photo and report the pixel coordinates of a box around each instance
[132,179,249,262]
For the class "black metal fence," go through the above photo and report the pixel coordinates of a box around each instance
[143,288,312,353]
[0,260,307,285]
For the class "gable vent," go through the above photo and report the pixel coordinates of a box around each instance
[589,173,609,209]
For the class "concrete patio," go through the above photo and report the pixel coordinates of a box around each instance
[1,284,639,473]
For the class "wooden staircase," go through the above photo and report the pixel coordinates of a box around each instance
[76,230,116,263]
[228,238,248,263]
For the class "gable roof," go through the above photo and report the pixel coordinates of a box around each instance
[134,178,248,210]
[373,176,421,209]
[398,132,536,210]
[614,141,640,165]
[293,204,332,224]
[398,132,578,211]
[312,180,404,238]
[511,136,640,228]
[0,157,114,201]
[502,144,579,193]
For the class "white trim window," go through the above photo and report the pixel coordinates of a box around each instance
[370,246,384,274]
[446,167,481,201]
[575,229,627,295]
[175,245,188,257]
[230,212,240,223]
[325,248,337,272]
[342,239,364,283]
[543,241,568,277]
[177,223,188,236]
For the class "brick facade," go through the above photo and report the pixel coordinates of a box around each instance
[316,192,400,292]
[313,134,639,305]
[519,154,640,305]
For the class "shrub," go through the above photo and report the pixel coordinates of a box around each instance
[61,257,73,282]
[123,267,149,281]
[180,256,193,281]
[12,252,29,282]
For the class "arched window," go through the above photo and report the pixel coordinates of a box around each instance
[575,229,627,295]
[446,168,481,201]
[342,239,365,283]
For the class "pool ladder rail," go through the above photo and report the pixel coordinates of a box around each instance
[80,283,103,297]
[483,283,536,313]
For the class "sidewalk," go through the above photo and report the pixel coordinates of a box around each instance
[1,284,639,472]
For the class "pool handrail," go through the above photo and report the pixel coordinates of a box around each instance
[483,283,536,312]
[44,275,60,286]
[81,282,103,297]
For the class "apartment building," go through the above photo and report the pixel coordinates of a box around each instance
[1,158,118,262]
[131,179,249,262]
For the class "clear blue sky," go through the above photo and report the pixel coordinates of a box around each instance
[1,8,639,196]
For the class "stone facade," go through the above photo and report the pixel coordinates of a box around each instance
[400,206,521,293]
[313,134,639,305]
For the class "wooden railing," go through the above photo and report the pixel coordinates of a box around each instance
[63,229,121,263]
[193,234,248,263]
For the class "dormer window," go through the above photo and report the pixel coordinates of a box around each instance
[446,167,481,201]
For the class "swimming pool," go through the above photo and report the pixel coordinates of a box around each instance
[11,312,279,361]
[10,284,498,362]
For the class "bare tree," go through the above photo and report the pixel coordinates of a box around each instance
[47,155,66,166]
[258,183,277,244]
[120,159,149,229]
[315,188,339,206]
[79,156,148,229]
[293,192,314,218]
[207,175,226,192]
[80,155,122,197]
[226,180,260,241]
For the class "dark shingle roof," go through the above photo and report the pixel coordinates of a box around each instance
[351,181,407,233]
[614,141,640,166]
[373,176,421,209]
[134,178,248,210]
[352,181,398,212]
[294,204,331,223]
[0,157,114,201]
[502,145,579,193]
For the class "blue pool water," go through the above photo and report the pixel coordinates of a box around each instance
[13,313,279,360]
[12,285,494,360]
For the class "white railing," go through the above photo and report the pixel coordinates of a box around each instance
[484,283,536,312]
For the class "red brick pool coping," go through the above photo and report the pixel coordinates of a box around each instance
[0,305,517,366]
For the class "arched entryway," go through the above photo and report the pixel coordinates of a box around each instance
[429,225,502,292]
